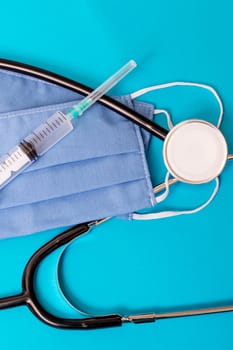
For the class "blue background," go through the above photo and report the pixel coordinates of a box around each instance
[0,0,233,349]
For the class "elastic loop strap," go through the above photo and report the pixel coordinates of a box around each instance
[130,82,223,128]
[156,172,170,203]
[132,177,219,220]
[154,109,174,129]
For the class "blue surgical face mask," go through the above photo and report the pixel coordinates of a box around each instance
[0,69,155,238]
[0,69,226,239]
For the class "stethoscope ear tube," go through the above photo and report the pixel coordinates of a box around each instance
[54,220,233,328]
[0,221,122,329]
[22,221,122,329]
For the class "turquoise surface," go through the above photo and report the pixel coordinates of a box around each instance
[0,0,233,349]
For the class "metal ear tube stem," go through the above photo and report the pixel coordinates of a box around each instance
[122,305,233,324]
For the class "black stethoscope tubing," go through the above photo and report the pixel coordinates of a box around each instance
[0,58,168,140]
[0,220,122,329]
[0,59,233,330]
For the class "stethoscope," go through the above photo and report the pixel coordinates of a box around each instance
[0,58,233,330]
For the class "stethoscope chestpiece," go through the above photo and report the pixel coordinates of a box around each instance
[163,119,228,184]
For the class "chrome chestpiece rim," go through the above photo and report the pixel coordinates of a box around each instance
[163,119,228,184]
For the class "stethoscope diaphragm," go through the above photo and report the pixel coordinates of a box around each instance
[163,119,228,184]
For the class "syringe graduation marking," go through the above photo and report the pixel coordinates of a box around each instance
[0,61,136,189]
[0,112,73,187]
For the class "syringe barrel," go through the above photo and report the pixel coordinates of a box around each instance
[0,112,74,190]
[0,143,36,190]
[0,60,136,190]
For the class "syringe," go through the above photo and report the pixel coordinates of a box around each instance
[0,60,136,190]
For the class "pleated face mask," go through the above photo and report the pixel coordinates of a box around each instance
[0,61,229,239]
[0,67,155,238]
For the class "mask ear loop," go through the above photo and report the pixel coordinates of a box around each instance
[133,177,219,220]
[153,109,174,130]
[130,81,223,128]
[130,81,224,220]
